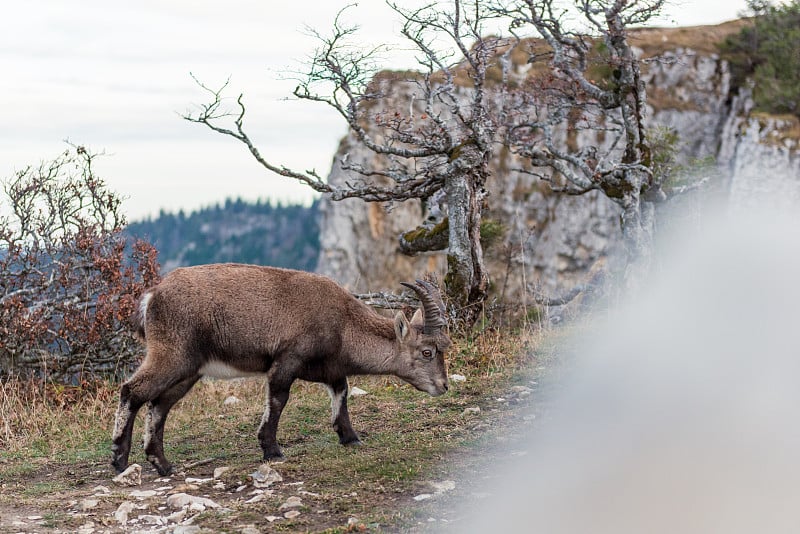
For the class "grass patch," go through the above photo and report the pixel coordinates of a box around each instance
[0,325,553,531]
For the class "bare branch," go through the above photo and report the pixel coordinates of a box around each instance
[353,291,415,310]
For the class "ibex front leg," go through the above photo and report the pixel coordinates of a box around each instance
[112,362,173,474]
[326,378,361,446]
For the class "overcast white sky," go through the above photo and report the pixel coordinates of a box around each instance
[0,0,749,221]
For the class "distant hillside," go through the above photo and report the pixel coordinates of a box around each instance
[126,198,320,272]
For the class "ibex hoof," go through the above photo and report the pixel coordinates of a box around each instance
[341,437,363,447]
[111,459,128,475]
[263,451,286,462]
[154,463,173,476]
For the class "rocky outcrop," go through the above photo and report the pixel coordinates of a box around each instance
[726,112,800,210]
[315,22,800,303]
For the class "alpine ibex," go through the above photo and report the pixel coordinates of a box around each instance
[111,264,451,476]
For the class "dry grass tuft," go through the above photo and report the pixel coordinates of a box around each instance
[0,379,117,457]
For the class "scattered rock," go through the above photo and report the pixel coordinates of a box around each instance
[429,480,456,494]
[462,407,481,416]
[167,509,187,523]
[138,514,165,525]
[213,466,232,479]
[223,395,241,405]
[240,526,261,534]
[284,510,301,519]
[266,515,282,522]
[185,477,213,485]
[250,464,282,488]
[166,492,220,510]
[413,494,433,501]
[349,386,368,396]
[279,496,303,510]
[114,502,135,525]
[166,493,192,509]
[77,520,95,534]
[496,397,507,403]
[449,373,467,382]
[26,515,43,521]
[129,489,157,499]
[92,485,111,495]
[173,526,202,534]
[112,464,142,486]
[244,494,267,504]
[170,483,200,493]
[80,498,99,511]
[510,385,533,397]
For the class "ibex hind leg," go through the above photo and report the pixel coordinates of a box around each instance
[326,378,361,446]
[143,374,200,476]
[257,378,293,461]
[111,382,145,474]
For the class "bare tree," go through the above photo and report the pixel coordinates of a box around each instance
[185,1,518,325]
[0,146,160,381]
[498,0,667,286]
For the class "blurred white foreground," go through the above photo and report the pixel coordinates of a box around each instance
[460,206,800,533]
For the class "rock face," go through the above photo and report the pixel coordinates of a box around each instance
[315,22,800,302]
[724,111,800,210]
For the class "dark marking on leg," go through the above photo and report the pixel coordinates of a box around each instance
[143,374,200,476]
[326,378,361,446]
[257,377,293,461]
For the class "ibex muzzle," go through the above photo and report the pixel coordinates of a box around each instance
[111,264,451,476]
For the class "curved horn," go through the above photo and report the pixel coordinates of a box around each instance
[416,279,446,316]
[400,280,447,333]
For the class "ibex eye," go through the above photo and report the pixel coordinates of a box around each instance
[422,349,433,359]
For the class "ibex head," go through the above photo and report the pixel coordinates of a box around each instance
[395,279,451,396]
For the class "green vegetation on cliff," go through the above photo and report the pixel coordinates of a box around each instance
[722,0,800,117]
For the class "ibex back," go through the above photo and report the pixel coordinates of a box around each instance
[111,264,451,476]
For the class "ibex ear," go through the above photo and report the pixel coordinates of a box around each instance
[410,308,424,327]
[394,311,411,341]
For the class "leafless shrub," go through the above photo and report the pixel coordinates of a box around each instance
[0,146,160,382]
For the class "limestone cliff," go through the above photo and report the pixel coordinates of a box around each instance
[315,21,800,302]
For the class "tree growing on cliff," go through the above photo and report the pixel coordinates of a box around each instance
[187,0,675,319]
[498,0,667,286]
[722,0,800,117]
[0,147,160,381]
[186,1,513,325]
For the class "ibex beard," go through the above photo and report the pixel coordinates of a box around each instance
[111,264,451,476]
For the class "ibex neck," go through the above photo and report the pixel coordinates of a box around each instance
[343,313,400,376]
